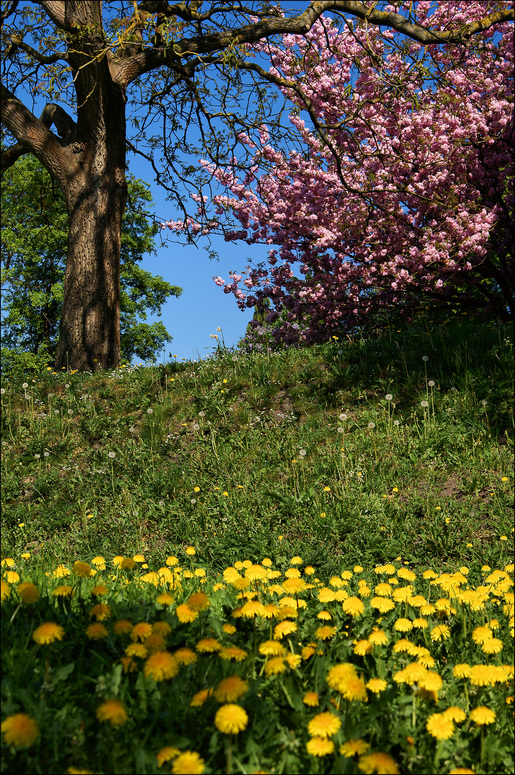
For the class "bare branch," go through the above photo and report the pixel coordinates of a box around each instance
[11,36,68,65]
[1,141,27,172]
[0,84,78,178]
[1,0,19,24]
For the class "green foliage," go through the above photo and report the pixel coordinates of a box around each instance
[0,315,513,773]
[0,155,182,373]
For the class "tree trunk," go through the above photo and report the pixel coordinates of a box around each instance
[54,162,127,372]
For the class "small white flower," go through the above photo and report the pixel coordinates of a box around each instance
[44,452,49,458]
[108,451,116,459]
[34,454,41,459]
[337,427,344,433]
[422,355,429,362]
[339,413,348,421]
[385,394,393,401]
[299,449,307,457]
[421,400,429,408]
[428,381,435,387]
[65,384,70,389]
[393,420,400,426]
[190,498,197,505]
[368,422,375,429]
[147,408,153,414]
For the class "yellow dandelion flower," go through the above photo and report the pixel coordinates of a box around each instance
[220,646,248,662]
[286,654,302,669]
[5,571,20,584]
[304,566,315,575]
[145,633,167,654]
[33,622,65,645]
[453,663,471,678]
[394,618,413,632]
[125,642,148,658]
[96,698,128,726]
[340,676,368,702]
[375,564,396,576]
[426,713,455,740]
[120,558,137,571]
[469,664,502,686]
[368,629,389,646]
[113,619,133,635]
[274,620,297,639]
[481,638,503,654]
[358,752,399,774]
[370,597,395,613]
[156,746,181,767]
[171,751,205,774]
[366,678,387,694]
[412,618,429,629]
[317,610,332,620]
[186,592,210,612]
[214,704,248,735]
[91,556,106,567]
[244,564,267,581]
[394,663,427,686]
[191,688,213,707]
[86,622,108,640]
[156,592,174,606]
[431,624,451,642]
[327,663,358,692]
[340,739,370,757]
[259,640,287,657]
[392,586,413,602]
[408,595,427,608]
[144,651,179,681]
[303,692,319,707]
[222,623,237,635]
[173,648,197,666]
[318,587,336,603]
[264,657,287,676]
[342,597,365,617]
[73,561,92,578]
[240,600,266,618]
[306,737,335,756]
[131,622,153,642]
[89,603,111,621]
[1,713,39,748]
[302,643,317,660]
[166,556,179,566]
[315,625,337,641]
[448,769,475,774]
[398,568,416,581]
[120,656,137,673]
[91,584,108,597]
[185,547,196,556]
[354,640,373,656]
[419,671,443,693]
[308,712,341,739]
[470,706,496,725]
[17,582,40,604]
[214,676,248,703]
[1,558,15,568]
[53,585,73,598]
[196,638,221,653]
[443,707,467,723]
[1,580,11,601]
[374,583,393,597]
[176,604,198,623]
[282,577,307,594]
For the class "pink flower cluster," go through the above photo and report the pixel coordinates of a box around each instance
[164,1,513,345]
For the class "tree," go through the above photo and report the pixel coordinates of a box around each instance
[2,2,512,369]
[164,2,513,346]
[1,153,181,368]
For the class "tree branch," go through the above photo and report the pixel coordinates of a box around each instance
[1,85,78,177]
[37,0,69,31]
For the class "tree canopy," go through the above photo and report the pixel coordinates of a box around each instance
[1,1,513,369]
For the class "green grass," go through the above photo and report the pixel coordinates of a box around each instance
[1,315,514,774]
[1,316,513,575]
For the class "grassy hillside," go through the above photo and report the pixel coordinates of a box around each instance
[1,316,513,574]
[1,316,514,775]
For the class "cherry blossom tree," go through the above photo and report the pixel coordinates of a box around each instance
[163,1,513,346]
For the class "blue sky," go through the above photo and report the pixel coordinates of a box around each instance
[128,153,263,364]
